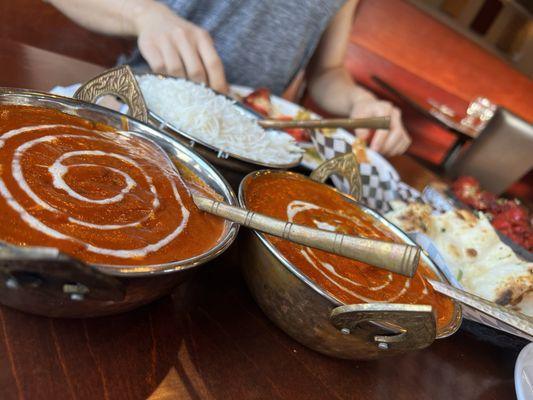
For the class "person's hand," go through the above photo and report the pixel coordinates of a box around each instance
[350,98,411,156]
[134,2,227,92]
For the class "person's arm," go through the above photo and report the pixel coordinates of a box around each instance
[46,0,145,36]
[47,0,227,92]
[306,0,411,156]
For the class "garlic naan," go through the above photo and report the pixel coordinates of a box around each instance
[386,204,533,316]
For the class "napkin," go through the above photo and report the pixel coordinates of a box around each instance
[50,83,81,97]
[50,84,128,113]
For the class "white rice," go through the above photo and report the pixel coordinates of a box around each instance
[137,75,302,165]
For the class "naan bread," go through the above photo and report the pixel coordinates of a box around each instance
[387,201,432,233]
[386,204,533,316]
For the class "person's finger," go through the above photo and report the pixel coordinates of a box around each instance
[173,33,207,84]
[160,37,185,76]
[138,39,165,73]
[381,132,400,155]
[381,124,405,155]
[197,32,227,92]
[388,137,407,156]
[351,104,373,119]
[351,104,375,141]
[369,129,388,153]
[354,128,370,141]
[380,108,407,155]
[374,101,392,119]
[399,135,412,154]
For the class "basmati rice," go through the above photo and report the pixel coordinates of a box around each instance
[138,75,302,165]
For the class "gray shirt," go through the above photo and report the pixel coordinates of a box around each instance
[122,0,346,95]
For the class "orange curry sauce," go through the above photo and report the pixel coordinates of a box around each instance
[244,173,454,332]
[0,105,224,266]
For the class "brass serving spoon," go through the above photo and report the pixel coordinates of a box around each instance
[192,194,420,277]
[258,116,390,131]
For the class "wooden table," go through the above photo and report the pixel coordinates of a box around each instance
[0,39,519,400]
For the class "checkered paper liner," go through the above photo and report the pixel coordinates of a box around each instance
[310,130,447,214]
[311,129,531,339]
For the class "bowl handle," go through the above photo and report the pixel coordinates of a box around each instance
[74,65,149,123]
[330,303,436,351]
[310,152,362,200]
[0,241,125,302]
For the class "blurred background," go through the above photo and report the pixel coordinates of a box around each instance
[415,0,533,76]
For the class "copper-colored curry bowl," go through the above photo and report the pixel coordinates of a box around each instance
[0,86,239,317]
[238,169,462,360]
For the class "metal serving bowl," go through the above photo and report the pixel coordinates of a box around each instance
[135,73,302,189]
[0,66,239,317]
[238,161,462,360]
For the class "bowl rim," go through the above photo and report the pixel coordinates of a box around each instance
[0,87,240,277]
[238,169,462,339]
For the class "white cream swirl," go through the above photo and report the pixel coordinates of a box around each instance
[287,200,428,303]
[0,124,190,259]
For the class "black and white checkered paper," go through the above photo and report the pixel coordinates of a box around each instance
[311,130,423,214]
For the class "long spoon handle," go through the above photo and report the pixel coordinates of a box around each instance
[193,194,419,277]
[259,116,390,130]
[428,279,533,339]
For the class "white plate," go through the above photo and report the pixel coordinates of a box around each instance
[516,342,533,400]
[230,85,398,177]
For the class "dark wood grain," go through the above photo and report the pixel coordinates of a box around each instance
[0,38,519,400]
